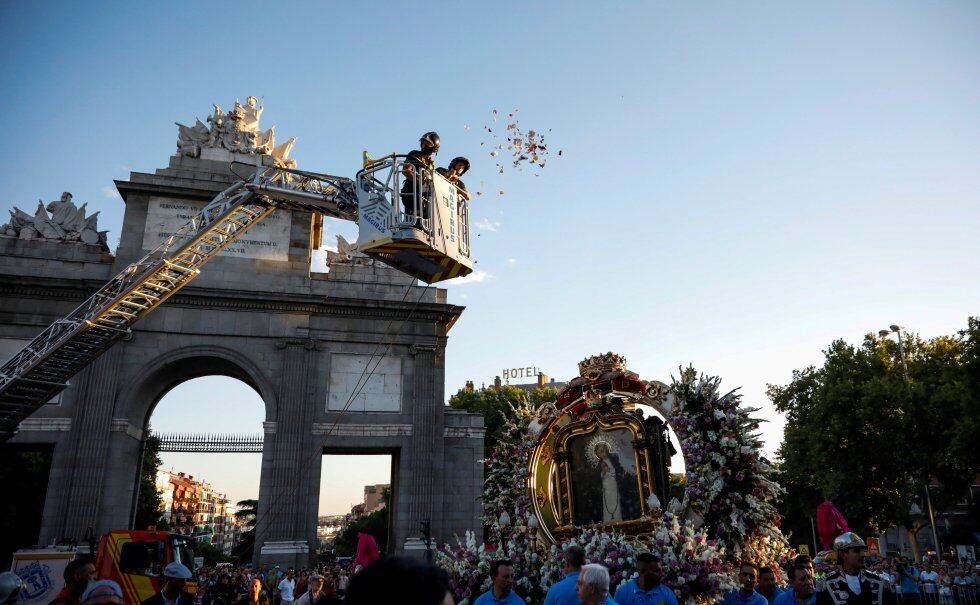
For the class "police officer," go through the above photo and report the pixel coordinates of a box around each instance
[401,132,440,223]
[141,562,195,605]
[815,533,896,605]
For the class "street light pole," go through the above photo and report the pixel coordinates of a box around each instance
[890,325,911,388]
[882,324,942,561]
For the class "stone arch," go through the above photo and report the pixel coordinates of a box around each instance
[118,344,278,430]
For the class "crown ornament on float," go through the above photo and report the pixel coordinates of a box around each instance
[578,352,627,380]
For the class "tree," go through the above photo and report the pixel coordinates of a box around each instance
[196,541,231,566]
[233,499,258,563]
[449,385,559,455]
[332,489,390,557]
[769,318,979,557]
[134,435,163,530]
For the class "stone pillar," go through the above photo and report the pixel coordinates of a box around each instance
[256,339,319,568]
[41,347,123,544]
[404,344,445,552]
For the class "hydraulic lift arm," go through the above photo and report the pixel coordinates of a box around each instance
[0,165,358,440]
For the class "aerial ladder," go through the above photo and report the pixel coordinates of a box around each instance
[0,155,473,440]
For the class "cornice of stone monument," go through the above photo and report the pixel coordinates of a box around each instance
[175,96,297,168]
[1,191,110,251]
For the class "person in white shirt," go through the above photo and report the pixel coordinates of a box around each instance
[920,563,939,595]
[277,570,296,605]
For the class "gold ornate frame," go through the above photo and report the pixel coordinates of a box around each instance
[547,411,657,540]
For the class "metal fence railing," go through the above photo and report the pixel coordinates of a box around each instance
[894,586,980,605]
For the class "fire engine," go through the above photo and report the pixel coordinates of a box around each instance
[10,530,196,604]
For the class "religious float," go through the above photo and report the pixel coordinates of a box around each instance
[437,353,793,604]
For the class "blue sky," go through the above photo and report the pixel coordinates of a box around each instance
[3,2,978,514]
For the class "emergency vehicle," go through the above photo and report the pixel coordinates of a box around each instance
[10,530,196,604]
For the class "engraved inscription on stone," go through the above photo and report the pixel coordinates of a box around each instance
[328,354,402,412]
[142,197,291,261]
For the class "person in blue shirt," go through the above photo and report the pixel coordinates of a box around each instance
[474,559,525,605]
[545,545,588,605]
[614,553,679,605]
[758,566,786,605]
[896,557,921,605]
[723,563,769,605]
[775,564,816,605]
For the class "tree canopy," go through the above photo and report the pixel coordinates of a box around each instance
[331,488,390,556]
[134,435,163,530]
[769,317,980,553]
[233,499,258,563]
[449,384,559,455]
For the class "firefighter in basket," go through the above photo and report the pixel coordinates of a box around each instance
[400,132,440,224]
[437,156,471,201]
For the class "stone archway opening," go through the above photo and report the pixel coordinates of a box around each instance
[317,452,395,560]
[142,375,265,561]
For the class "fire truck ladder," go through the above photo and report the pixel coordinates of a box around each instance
[0,165,358,440]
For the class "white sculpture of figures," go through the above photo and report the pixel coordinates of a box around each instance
[326,235,375,267]
[175,96,297,167]
[2,192,109,250]
[176,119,210,157]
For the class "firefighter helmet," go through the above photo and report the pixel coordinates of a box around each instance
[420,131,441,152]
[449,157,470,174]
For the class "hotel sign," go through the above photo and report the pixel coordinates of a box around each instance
[502,366,540,381]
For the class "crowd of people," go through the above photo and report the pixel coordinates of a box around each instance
[188,561,354,605]
[1,532,978,605]
[835,556,979,605]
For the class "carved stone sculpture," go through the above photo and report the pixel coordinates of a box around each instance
[326,235,375,267]
[175,96,297,167]
[2,192,109,250]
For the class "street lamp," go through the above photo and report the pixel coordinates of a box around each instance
[889,325,911,387]
[527,512,539,552]
[498,511,511,555]
[879,324,941,562]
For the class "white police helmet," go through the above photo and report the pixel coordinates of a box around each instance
[164,562,193,580]
[834,532,866,551]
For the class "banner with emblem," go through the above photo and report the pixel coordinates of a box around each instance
[11,551,75,604]
[867,537,881,557]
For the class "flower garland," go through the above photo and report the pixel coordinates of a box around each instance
[437,367,790,604]
[667,367,788,559]
[439,399,543,604]
[481,400,535,544]
[640,513,736,604]
[538,517,734,605]
[540,528,639,593]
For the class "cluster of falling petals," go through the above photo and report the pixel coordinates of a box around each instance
[469,108,561,198]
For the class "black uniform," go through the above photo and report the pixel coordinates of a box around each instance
[435,167,467,197]
[400,150,434,222]
[141,592,196,605]
[815,570,896,605]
